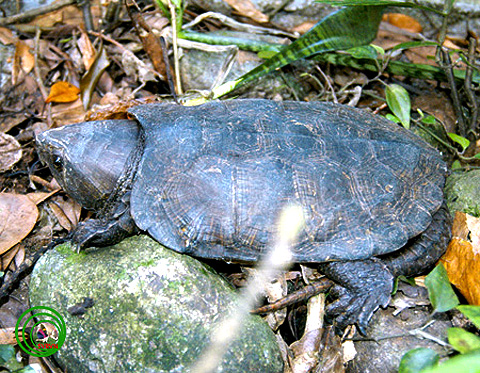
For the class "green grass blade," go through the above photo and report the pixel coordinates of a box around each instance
[313,53,480,84]
[212,6,384,99]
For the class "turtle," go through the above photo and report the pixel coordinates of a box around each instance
[36,99,451,333]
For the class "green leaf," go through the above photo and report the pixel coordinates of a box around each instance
[180,30,282,52]
[371,44,385,56]
[398,275,416,286]
[398,348,439,373]
[155,0,183,32]
[313,53,480,84]
[385,84,411,129]
[421,350,480,373]
[389,40,439,52]
[0,345,14,363]
[421,115,437,126]
[257,50,278,59]
[473,153,480,160]
[211,6,384,99]
[385,113,401,123]
[424,263,460,313]
[451,160,462,170]
[457,305,480,329]
[448,133,470,153]
[448,327,480,354]
[346,45,379,59]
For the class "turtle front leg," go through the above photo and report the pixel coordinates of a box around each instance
[70,210,139,251]
[317,258,393,335]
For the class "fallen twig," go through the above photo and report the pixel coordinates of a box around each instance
[0,0,76,26]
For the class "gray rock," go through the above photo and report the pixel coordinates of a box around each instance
[445,170,480,217]
[403,0,480,37]
[180,48,311,100]
[347,285,452,373]
[188,0,334,30]
[180,49,264,92]
[29,235,283,373]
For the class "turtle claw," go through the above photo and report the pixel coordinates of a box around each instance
[70,211,139,250]
[318,258,394,335]
[326,282,391,335]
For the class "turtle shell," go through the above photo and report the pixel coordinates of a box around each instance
[127,99,446,263]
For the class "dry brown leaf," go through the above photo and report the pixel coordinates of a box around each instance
[1,244,21,272]
[374,29,410,52]
[292,22,316,35]
[46,81,81,104]
[30,175,55,190]
[17,41,34,73]
[404,46,437,66]
[26,190,59,205]
[0,133,22,173]
[443,39,463,50]
[413,93,457,133]
[466,214,480,254]
[383,13,422,33]
[78,30,96,70]
[223,0,269,23]
[48,195,81,231]
[0,193,39,256]
[50,98,86,126]
[12,41,34,84]
[0,27,16,45]
[0,327,21,345]
[0,113,28,133]
[13,244,25,269]
[26,4,100,28]
[440,212,480,305]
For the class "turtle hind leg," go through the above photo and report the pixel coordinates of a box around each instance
[317,258,393,335]
[318,203,452,335]
[382,203,452,277]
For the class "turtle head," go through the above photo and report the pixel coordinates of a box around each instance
[36,120,140,210]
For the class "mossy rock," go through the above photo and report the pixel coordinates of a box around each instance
[29,235,283,373]
[445,170,480,217]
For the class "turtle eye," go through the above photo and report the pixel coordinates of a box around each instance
[52,156,64,171]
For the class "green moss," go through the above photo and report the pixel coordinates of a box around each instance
[30,235,283,372]
[133,259,156,269]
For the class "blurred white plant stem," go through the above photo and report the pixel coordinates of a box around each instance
[191,204,305,373]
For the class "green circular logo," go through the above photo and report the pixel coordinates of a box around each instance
[15,306,66,357]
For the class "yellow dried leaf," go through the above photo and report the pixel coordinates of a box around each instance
[383,13,423,33]
[46,81,81,104]
[440,212,480,305]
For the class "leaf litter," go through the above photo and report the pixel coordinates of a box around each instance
[0,0,477,371]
